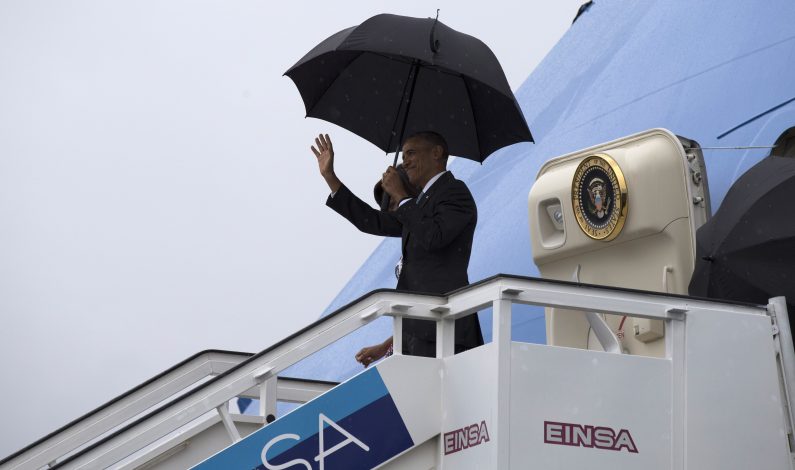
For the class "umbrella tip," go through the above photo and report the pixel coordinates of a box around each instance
[430,9,441,53]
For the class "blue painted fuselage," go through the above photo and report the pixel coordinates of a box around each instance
[290,0,795,381]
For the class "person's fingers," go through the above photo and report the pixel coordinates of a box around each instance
[325,134,333,153]
[311,146,320,158]
[315,137,323,151]
[356,345,384,368]
[319,134,329,150]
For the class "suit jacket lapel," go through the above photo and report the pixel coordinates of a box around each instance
[402,172,454,254]
[418,171,452,208]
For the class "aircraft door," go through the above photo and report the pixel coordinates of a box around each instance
[529,129,710,357]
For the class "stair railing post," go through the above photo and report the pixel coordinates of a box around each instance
[769,297,795,452]
[666,310,686,470]
[393,316,403,356]
[437,316,455,359]
[492,297,512,468]
[216,404,241,443]
[259,376,278,424]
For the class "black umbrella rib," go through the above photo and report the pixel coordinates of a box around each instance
[304,51,364,117]
[363,51,430,67]
[361,51,477,82]
[461,76,483,160]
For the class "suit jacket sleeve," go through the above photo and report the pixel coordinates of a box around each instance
[326,184,403,237]
[392,181,475,251]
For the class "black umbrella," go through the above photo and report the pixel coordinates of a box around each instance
[284,13,533,164]
[689,155,795,316]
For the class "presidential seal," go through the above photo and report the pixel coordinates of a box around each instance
[571,154,628,241]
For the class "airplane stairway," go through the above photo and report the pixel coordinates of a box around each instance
[4,275,795,469]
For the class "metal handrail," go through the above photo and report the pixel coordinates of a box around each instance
[0,351,339,470]
[0,350,253,469]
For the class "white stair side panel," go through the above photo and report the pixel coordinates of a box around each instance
[509,343,671,469]
[377,355,442,446]
[686,310,791,469]
[439,344,497,469]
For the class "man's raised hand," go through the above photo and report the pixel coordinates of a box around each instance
[311,134,341,193]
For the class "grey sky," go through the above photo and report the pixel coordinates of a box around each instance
[0,0,583,457]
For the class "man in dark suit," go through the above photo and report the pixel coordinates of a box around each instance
[311,132,484,366]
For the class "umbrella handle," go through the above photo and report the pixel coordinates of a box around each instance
[380,191,391,211]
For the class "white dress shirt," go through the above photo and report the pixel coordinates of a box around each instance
[398,170,447,207]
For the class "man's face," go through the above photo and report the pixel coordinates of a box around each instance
[401,137,439,188]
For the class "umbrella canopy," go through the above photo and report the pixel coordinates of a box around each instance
[285,13,533,162]
[689,155,795,312]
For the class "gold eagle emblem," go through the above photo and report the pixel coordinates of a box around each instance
[571,154,628,241]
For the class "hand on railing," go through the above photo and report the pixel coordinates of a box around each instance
[355,337,394,368]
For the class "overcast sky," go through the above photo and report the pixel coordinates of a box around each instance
[0,0,583,458]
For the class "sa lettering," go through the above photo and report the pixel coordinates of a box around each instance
[261,413,370,470]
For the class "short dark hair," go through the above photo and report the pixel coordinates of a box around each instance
[408,131,449,159]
